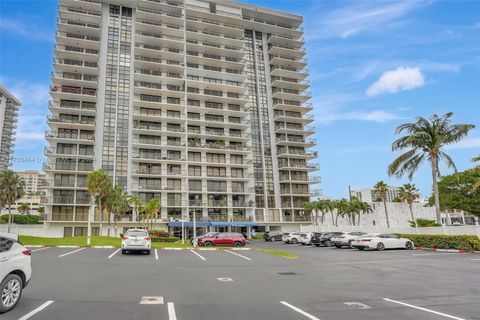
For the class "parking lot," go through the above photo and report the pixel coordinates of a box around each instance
[5,242,480,320]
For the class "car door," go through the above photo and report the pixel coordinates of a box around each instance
[388,234,403,248]
[380,234,395,248]
[0,236,21,280]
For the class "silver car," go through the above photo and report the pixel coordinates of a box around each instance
[121,229,151,255]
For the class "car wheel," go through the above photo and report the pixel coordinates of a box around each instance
[325,240,332,247]
[291,238,298,244]
[0,274,23,313]
[121,250,126,254]
[405,241,413,250]
[348,241,353,249]
[377,242,385,251]
[314,244,320,247]
[205,242,213,247]
[358,247,365,251]
[233,242,242,247]
[335,244,342,248]
[146,250,151,255]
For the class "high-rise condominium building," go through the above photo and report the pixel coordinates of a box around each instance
[44,0,319,235]
[17,170,47,195]
[0,85,21,171]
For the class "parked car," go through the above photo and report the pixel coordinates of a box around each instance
[351,233,415,251]
[198,232,246,247]
[299,232,314,245]
[0,232,32,314]
[282,232,303,244]
[264,231,283,242]
[189,232,217,245]
[121,229,151,255]
[331,232,368,248]
[311,232,343,247]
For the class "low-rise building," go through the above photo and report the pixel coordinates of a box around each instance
[350,186,403,203]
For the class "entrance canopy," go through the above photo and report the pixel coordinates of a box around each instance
[167,221,257,228]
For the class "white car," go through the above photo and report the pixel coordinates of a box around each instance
[331,232,367,248]
[299,232,314,245]
[282,232,303,244]
[351,233,414,251]
[121,229,151,255]
[0,232,32,313]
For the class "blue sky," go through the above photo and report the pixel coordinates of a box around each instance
[0,0,479,199]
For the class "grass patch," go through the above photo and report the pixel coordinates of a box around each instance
[255,247,298,259]
[19,236,190,248]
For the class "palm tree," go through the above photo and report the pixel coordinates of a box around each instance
[399,183,420,227]
[303,200,317,225]
[334,199,350,226]
[127,194,143,224]
[472,155,480,191]
[0,170,25,233]
[388,113,475,223]
[143,197,161,230]
[374,181,390,228]
[105,186,130,237]
[17,203,31,215]
[87,170,112,236]
[349,197,372,226]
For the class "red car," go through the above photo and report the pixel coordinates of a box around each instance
[198,232,246,247]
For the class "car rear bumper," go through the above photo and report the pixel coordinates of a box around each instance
[122,245,151,251]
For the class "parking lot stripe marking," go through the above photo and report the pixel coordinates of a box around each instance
[190,249,206,261]
[383,298,466,320]
[18,300,54,320]
[413,253,457,256]
[155,249,159,260]
[58,247,85,258]
[31,247,50,253]
[168,302,177,320]
[225,249,252,261]
[108,248,121,259]
[471,259,480,261]
[280,301,320,320]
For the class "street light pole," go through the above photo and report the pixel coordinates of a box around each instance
[87,196,94,245]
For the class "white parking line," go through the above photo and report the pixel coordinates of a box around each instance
[108,248,121,259]
[413,253,457,256]
[225,249,252,261]
[383,298,466,320]
[280,301,320,320]
[168,302,177,320]
[58,247,85,258]
[471,258,480,261]
[18,300,54,320]
[31,247,50,253]
[155,249,159,260]
[190,249,206,261]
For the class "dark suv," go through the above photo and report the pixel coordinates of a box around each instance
[263,231,283,242]
[198,232,246,247]
[311,232,343,247]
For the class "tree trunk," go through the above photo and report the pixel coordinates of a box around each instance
[98,197,103,237]
[108,212,112,237]
[114,216,117,237]
[383,199,390,228]
[335,213,340,226]
[7,204,12,233]
[357,213,361,226]
[321,212,325,225]
[431,158,442,224]
[409,203,416,227]
[331,212,335,226]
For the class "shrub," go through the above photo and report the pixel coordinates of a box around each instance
[0,214,41,224]
[251,234,264,240]
[148,229,170,237]
[150,237,179,243]
[409,218,441,227]
[397,234,480,252]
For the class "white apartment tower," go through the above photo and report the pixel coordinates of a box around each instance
[44,0,319,234]
[0,85,21,171]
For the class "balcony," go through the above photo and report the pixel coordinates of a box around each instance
[50,85,97,102]
[44,146,94,158]
[48,101,96,115]
[270,65,308,80]
[47,116,95,130]
[277,149,318,159]
[275,136,316,147]
[45,131,94,143]
[272,100,313,113]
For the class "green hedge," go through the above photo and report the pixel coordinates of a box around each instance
[397,234,480,252]
[150,237,179,243]
[0,214,41,225]
[148,230,170,237]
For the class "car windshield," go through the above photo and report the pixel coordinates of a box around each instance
[126,231,148,237]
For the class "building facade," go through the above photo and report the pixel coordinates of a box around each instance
[0,85,21,171]
[44,0,319,235]
[350,186,403,203]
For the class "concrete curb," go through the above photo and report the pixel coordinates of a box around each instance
[26,245,45,248]
[56,245,81,248]
[415,247,478,254]
[91,246,115,248]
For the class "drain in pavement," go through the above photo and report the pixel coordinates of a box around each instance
[277,272,297,275]
[139,296,164,304]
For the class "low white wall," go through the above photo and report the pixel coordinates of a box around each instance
[0,224,64,238]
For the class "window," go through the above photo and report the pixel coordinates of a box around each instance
[188,152,201,162]
[206,153,225,163]
[188,166,202,176]
[207,166,226,177]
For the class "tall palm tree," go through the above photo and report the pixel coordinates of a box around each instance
[374,181,390,228]
[334,199,350,226]
[105,186,130,237]
[388,113,475,223]
[87,170,112,236]
[303,200,317,225]
[349,197,372,226]
[17,203,31,215]
[0,170,25,233]
[472,155,480,191]
[128,194,143,224]
[143,197,161,230]
[398,183,420,227]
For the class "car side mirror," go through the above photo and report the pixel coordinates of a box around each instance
[120,233,124,238]
[215,236,219,239]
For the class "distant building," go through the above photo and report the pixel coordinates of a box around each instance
[0,85,21,170]
[350,186,403,203]
[16,170,47,196]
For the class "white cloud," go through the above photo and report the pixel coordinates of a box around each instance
[340,28,358,38]
[0,17,53,42]
[446,137,480,150]
[366,67,425,96]
[315,109,402,125]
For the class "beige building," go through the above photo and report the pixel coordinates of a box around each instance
[350,186,403,203]
[0,85,21,171]
[44,0,319,236]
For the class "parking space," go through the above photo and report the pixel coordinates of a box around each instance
[5,244,479,320]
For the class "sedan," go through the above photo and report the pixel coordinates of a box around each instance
[311,232,343,247]
[0,232,32,314]
[331,232,367,248]
[121,229,151,254]
[351,233,414,251]
[299,232,314,245]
